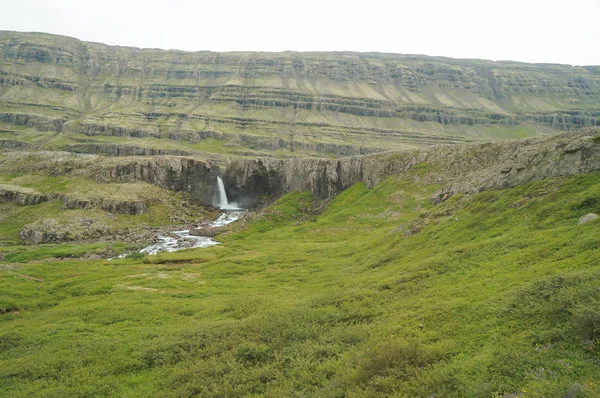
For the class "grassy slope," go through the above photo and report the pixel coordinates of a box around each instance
[1,172,600,397]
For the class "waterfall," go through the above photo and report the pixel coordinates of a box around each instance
[216,177,240,210]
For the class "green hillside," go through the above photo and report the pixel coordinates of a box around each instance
[1,170,599,397]
[0,31,599,159]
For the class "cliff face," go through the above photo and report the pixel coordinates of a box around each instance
[2,129,599,208]
[97,157,221,203]
[0,152,222,205]
[0,184,47,205]
[1,31,599,159]
[222,129,600,206]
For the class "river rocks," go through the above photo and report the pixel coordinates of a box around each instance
[579,213,599,225]
[0,184,48,205]
[189,225,224,237]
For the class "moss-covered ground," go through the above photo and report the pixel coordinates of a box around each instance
[1,172,600,397]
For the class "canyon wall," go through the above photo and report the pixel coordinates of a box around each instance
[2,129,599,208]
[0,152,222,205]
[222,129,600,205]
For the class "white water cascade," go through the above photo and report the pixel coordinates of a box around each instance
[108,177,246,259]
[135,210,244,255]
[216,176,241,210]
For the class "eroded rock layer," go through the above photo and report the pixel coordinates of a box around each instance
[4,129,598,209]
[1,31,599,158]
[222,129,600,206]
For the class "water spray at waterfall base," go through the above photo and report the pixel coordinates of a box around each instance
[216,176,243,211]
[108,177,246,258]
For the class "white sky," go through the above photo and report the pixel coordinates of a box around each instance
[1,0,599,65]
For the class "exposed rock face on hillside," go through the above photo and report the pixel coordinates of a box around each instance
[0,139,30,149]
[57,195,148,215]
[0,152,222,205]
[2,129,599,208]
[0,184,47,205]
[222,129,600,206]
[426,130,600,202]
[93,156,221,203]
[0,182,150,214]
[20,218,109,244]
[0,31,598,158]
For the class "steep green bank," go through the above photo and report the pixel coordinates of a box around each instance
[1,170,599,396]
[0,31,598,159]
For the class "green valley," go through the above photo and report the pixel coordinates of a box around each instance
[1,168,600,396]
[1,30,600,397]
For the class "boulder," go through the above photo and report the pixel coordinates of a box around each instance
[189,225,225,237]
[579,213,599,225]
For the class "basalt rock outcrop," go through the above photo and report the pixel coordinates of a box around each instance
[19,218,109,244]
[0,152,222,205]
[222,129,600,206]
[3,129,599,209]
[0,139,30,149]
[66,143,202,157]
[0,112,64,132]
[94,157,221,203]
[0,184,48,205]
[0,182,149,215]
[1,31,598,158]
[57,195,148,215]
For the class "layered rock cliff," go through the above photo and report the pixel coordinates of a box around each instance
[0,152,222,205]
[1,31,598,159]
[222,129,600,206]
[3,129,599,209]
[0,184,47,205]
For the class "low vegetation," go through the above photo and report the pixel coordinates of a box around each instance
[1,172,600,396]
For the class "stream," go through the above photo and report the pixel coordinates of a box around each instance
[110,177,245,259]
[138,210,245,255]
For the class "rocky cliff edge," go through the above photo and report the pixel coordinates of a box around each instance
[222,128,600,206]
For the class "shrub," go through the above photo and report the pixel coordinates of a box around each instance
[572,300,600,339]
[125,251,146,260]
[354,339,442,384]
[236,342,272,365]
